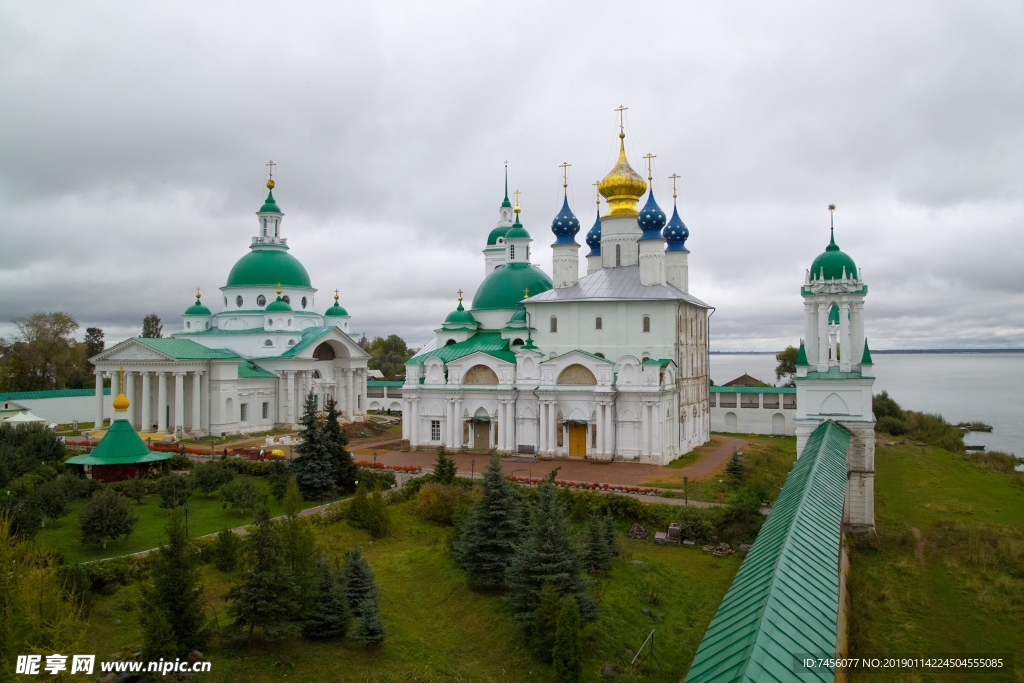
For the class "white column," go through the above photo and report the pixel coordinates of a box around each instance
[402,399,410,440]
[641,403,650,456]
[286,372,296,424]
[548,403,557,455]
[141,372,151,431]
[191,371,202,433]
[359,370,367,415]
[348,370,356,417]
[651,403,661,457]
[596,402,605,455]
[538,402,546,453]
[804,302,818,367]
[840,303,852,372]
[157,372,168,433]
[174,372,185,435]
[457,399,464,447]
[817,303,830,372]
[606,403,615,458]
[125,371,136,427]
[94,371,104,427]
[411,398,419,446]
[501,401,508,451]
[445,400,452,447]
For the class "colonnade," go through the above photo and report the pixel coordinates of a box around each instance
[96,369,205,435]
[280,367,365,425]
[804,299,864,373]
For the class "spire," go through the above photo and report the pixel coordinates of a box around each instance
[861,338,873,365]
[259,161,282,214]
[826,204,838,251]
[502,161,512,208]
[796,340,809,367]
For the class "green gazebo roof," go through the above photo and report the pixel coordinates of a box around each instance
[65,420,172,466]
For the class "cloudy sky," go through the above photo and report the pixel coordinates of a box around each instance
[2,1,1022,351]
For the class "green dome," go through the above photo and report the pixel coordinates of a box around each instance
[265,296,293,313]
[259,190,282,214]
[810,230,858,281]
[507,307,527,326]
[324,301,349,317]
[487,226,509,246]
[472,262,552,311]
[226,248,311,288]
[184,300,211,316]
[504,215,530,240]
[443,300,478,328]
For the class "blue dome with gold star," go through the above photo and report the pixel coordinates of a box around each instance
[637,190,666,240]
[550,197,580,245]
[585,214,602,256]
[663,206,689,252]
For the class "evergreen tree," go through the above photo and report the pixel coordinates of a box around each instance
[143,509,207,653]
[352,595,385,646]
[581,513,612,574]
[225,505,298,640]
[301,560,351,640]
[433,446,457,484]
[340,547,377,616]
[366,486,392,539]
[291,392,336,502]
[726,451,744,487]
[347,482,370,529]
[281,478,318,607]
[213,528,240,572]
[552,597,582,683]
[266,459,292,499]
[323,395,358,493]
[79,488,137,549]
[529,582,562,663]
[603,511,618,557]
[140,605,178,661]
[506,481,597,625]
[453,453,521,589]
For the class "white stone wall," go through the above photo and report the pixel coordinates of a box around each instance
[3,393,112,426]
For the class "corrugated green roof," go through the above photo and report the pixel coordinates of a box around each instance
[798,369,864,381]
[711,386,796,394]
[367,380,404,387]
[407,332,516,365]
[0,388,111,401]
[684,420,850,683]
[65,420,172,466]
[278,326,334,358]
[135,338,240,360]
[238,362,277,379]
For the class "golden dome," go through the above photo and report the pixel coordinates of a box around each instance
[598,133,647,218]
[112,367,130,412]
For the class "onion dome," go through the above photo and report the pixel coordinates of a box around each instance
[259,179,282,214]
[810,228,858,281]
[504,213,530,240]
[324,290,349,317]
[663,206,689,251]
[265,286,293,313]
[637,190,666,240]
[551,197,580,244]
[112,368,130,412]
[598,132,647,217]
[443,295,479,329]
[184,289,212,316]
[585,214,602,256]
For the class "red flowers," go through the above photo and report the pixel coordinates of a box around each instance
[354,460,422,473]
[501,475,657,495]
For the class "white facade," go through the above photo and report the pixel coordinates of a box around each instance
[710,388,797,436]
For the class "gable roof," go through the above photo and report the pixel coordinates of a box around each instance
[237,361,277,379]
[276,326,369,359]
[407,332,516,365]
[0,388,110,401]
[526,265,711,307]
[684,420,850,683]
[94,337,240,363]
[724,373,772,387]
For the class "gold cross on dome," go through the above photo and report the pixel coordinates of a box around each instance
[513,188,521,209]
[559,161,571,194]
[457,289,463,302]
[266,160,275,180]
[615,105,628,134]
[523,288,530,299]
[593,181,600,206]
[643,153,656,182]
[668,173,680,202]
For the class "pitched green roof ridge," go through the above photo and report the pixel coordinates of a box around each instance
[135,338,240,360]
[861,338,873,365]
[407,332,516,365]
[796,340,808,366]
[1,388,110,401]
[278,326,335,358]
[65,420,172,466]
[367,380,404,387]
[238,362,277,379]
[684,420,850,683]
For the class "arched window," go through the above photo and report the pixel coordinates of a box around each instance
[257,295,266,307]
[282,295,290,304]
[264,339,273,347]
[313,342,335,361]
[205,322,210,329]
[595,316,602,330]
[510,245,515,259]
[301,296,307,309]
[267,319,273,327]
[615,244,621,267]
[512,338,524,346]
[287,318,292,327]
[312,369,322,379]
[642,315,651,333]
[445,339,456,346]
[595,352,605,358]
[550,316,558,333]
[287,339,296,346]
[236,295,244,308]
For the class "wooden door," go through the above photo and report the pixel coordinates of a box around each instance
[568,423,587,457]
[474,421,490,449]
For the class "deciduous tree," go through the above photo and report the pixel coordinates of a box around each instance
[142,314,163,338]
[365,334,411,380]
[775,345,799,386]
[79,488,137,549]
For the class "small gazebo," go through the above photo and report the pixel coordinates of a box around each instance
[66,368,171,482]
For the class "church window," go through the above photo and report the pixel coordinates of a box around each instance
[446,339,456,346]
[287,318,292,327]
[264,339,273,346]
[240,403,248,422]
[301,296,307,309]
[313,342,335,360]
[312,369,322,379]
[526,246,530,259]
[615,244,621,266]
[595,316,602,330]
[512,338,524,346]
[262,219,267,237]
[288,339,296,346]
[257,295,266,307]
[205,322,209,329]
[262,402,269,419]
[642,315,651,333]
[268,319,273,327]
[431,420,441,442]
[510,245,515,259]
[594,352,605,358]
[224,296,228,306]
[186,322,191,329]
[282,295,290,304]
[236,296,243,308]
[550,316,558,333]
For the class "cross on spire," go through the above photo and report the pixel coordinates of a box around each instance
[615,105,628,136]
[668,173,680,205]
[457,289,463,302]
[643,153,656,183]
[828,204,837,242]
[266,160,275,180]
[559,162,571,195]
[513,188,521,211]
[523,287,530,299]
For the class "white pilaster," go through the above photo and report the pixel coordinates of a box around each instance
[285,372,295,424]
[817,304,829,372]
[840,303,852,372]
[596,402,605,455]
[141,372,151,431]
[173,372,185,436]
[606,403,615,458]
[157,373,168,433]
[94,371,104,428]
[191,371,202,433]
[641,402,650,456]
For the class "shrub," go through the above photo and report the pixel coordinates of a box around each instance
[433,447,457,485]
[191,461,234,496]
[415,483,469,526]
[366,488,392,539]
[872,391,904,420]
[266,460,291,499]
[222,458,271,477]
[167,454,194,471]
[220,477,266,516]
[213,528,241,572]
[157,474,192,509]
[356,466,396,491]
[965,451,1022,474]
[876,416,908,435]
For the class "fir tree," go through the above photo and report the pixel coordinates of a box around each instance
[225,505,298,640]
[552,597,582,683]
[453,452,521,590]
[301,560,351,640]
[324,395,358,493]
[281,478,318,607]
[366,486,392,539]
[433,446,457,484]
[143,508,207,653]
[347,482,370,529]
[352,595,385,647]
[529,582,561,663]
[506,481,597,625]
[726,451,744,487]
[213,528,240,572]
[581,513,612,574]
[603,511,618,557]
[140,601,178,661]
[340,547,377,616]
[291,392,336,502]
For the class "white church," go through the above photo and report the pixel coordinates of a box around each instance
[401,125,712,465]
[91,177,371,437]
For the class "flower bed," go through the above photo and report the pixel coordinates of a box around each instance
[504,475,658,496]
[354,460,422,473]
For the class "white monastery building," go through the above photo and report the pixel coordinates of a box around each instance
[90,177,371,437]
[402,125,712,465]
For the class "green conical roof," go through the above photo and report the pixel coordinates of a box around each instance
[796,340,808,366]
[65,420,171,466]
[861,338,873,365]
[259,189,282,214]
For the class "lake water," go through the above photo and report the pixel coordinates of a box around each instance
[710,353,1024,457]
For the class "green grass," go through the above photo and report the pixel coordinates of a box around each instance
[35,477,330,563]
[848,442,1024,683]
[81,501,742,682]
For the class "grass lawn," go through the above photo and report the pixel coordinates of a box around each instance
[35,477,331,563]
[81,500,742,682]
[848,442,1024,683]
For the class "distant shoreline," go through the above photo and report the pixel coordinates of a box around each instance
[711,349,1024,355]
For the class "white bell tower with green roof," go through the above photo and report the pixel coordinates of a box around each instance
[794,206,875,534]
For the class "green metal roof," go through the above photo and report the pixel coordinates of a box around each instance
[226,247,312,288]
[442,300,479,329]
[642,358,674,367]
[65,420,172,466]
[407,332,516,365]
[367,380,404,387]
[0,388,110,401]
[184,300,212,316]
[265,296,293,313]
[279,326,334,358]
[685,421,849,683]
[258,189,282,214]
[860,338,873,365]
[487,225,509,246]
[798,369,864,381]
[238,361,277,379]
[324,301,349,317]
[711,386,796,394]
[809,230,857,282]
[134,338,240,360]
[472,261,553,311]
[796,340,808,367]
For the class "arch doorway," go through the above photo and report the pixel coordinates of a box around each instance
[772,413,786,435]
[725,412,737,432]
